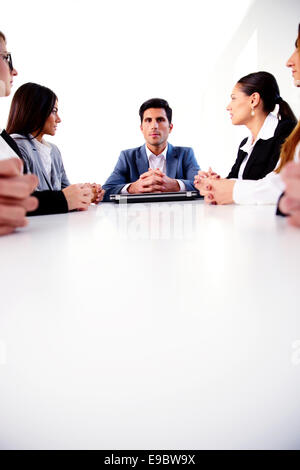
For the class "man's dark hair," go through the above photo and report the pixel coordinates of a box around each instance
[139,98,172,124]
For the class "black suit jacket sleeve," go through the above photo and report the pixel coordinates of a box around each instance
[1,130,69,216]
[28,190,68,216]
[226,119,296,180]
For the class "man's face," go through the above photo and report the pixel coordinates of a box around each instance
[140,108,173,148]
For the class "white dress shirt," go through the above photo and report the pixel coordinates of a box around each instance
[233,141,300,205]
[0,128,19,161]
[238,113,279,178]
[121,143,185,193]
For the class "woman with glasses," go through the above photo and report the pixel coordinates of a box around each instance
[0,31,38,235]
[0,31,104,217]
[6,82,105,209]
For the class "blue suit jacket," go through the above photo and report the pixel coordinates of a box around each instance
[103,144,200,201]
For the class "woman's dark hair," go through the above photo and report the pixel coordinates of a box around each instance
[0,31,6,42]
[238,71,297,123]
[139,98,172,123]
[6,82,57,137]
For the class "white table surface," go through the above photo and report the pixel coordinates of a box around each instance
[0,200,299,450]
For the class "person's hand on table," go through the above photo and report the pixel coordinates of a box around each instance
[84,183,105,204]
[0,158,38,235]
[194,167,220,186]
[279,161,300,227]
[128,168,180,194]
[62,183,93,211]
[128,168,164,193]
[150,168,180,192]
[195,177,235,205]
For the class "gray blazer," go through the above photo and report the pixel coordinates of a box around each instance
[11,134,70,191]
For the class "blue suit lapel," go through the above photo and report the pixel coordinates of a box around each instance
[136,145,150,177]
[166,144,178,178]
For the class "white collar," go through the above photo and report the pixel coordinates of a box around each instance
[145,143,168,159]
[240,113,279,154]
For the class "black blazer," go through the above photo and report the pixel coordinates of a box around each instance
[227,119,296,180]
[0,130,68,216]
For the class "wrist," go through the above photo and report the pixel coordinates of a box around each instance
[172,179,180,191]
[127,183,134,194]
[128,181,138,194]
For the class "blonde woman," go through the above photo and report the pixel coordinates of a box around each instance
[278,24,300,226]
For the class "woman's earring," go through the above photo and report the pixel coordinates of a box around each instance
[251,106,255,117]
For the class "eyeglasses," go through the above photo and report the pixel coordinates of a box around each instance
[0,53,14,72]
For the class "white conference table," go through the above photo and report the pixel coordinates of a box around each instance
[0,200,300,450]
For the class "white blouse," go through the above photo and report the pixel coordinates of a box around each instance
[233,141,300,205]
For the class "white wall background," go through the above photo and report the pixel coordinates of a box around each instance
[1,0,299,182]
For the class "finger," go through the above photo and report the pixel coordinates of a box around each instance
[197,171,210,178]
[288,210,300,227]
[199,190,211,197]
[204,194,216,204]
[0,195,39,212]
[141,170,154,179]
[142,176,163,187]
[0,175,38,199]
[288,211,300,227]
[0,158,23,177]
[208,167,219,177]
[95,190,105,202]
[25,196,39,212]
[0,204,27,227]
[140,186,163,193]
[149,185,166,192]
[153,175,164,184]
[82,195,93,204]
[142,181,163,190]
[0,225,16,235]
[280,195,300,213]
[82,188,93,197]
[283,179,300,199]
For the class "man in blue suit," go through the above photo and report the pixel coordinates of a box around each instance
[103,98,200,201]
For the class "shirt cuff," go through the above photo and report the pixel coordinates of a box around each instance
[176,179,186,191]
[121,183,131,194]
[233,174,285,205]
